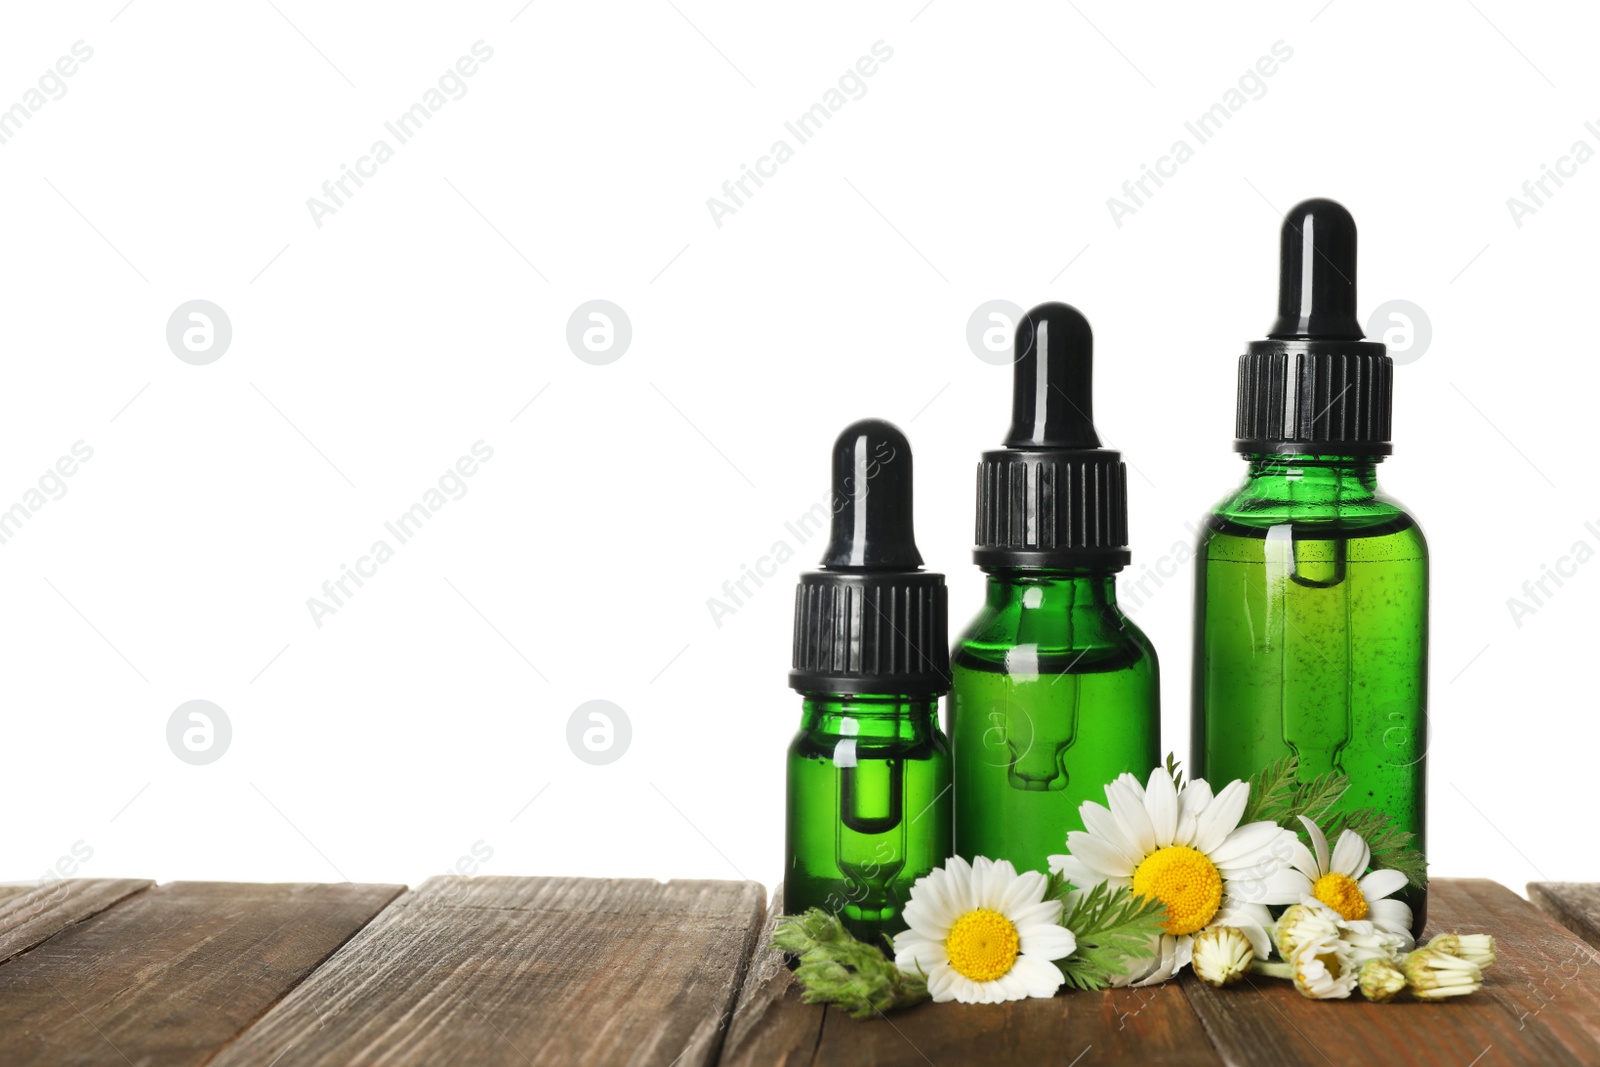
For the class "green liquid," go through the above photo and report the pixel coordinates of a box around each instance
[785,696,950,944]
[949,574,1159,876]
[1193,511,1428,929]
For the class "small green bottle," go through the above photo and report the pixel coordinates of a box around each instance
[949,303,1160,876]
[785,419,951,943]
[1191,199,1428,933]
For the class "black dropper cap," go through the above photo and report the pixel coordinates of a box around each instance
[974,303,1130,571]
[790,420,950,696]
[1236,198,1393,455]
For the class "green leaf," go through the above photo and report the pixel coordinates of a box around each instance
[1164,752,1185,793]
[1234,756,1428,889]
[1237,755,1347,830]
[1055,883,1168,991]
[771,909,929,1018]
[1043,869,1075,906]
[1321,808,1430,890]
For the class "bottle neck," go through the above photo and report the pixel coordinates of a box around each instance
[1236,453,1380,505]
[979,570,1120,610]
[798,694,939,740]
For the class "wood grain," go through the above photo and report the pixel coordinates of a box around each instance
[0,880,401,1067]
[1433,878,1600,1064]
[1530,882,1600,950]
[209,876,766,1067]
[718,886,825,1067]
[0,878,152,966]
[721,886,1221,1066]
[806,981,1222,1067]
[1183,879,1596,1067]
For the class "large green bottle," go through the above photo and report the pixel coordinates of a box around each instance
[950,303,1160,876]
[1191,199,1428,933]
[785,419,952,943]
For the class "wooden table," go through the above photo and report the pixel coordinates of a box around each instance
[3,877,1599,1065]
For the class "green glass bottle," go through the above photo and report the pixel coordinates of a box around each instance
[950,303,1160,876]
[1191,199,1427,933]
[785,419,951,943]
[786,693,950,943]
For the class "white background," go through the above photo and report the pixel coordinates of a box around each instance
[1,1,1593,900]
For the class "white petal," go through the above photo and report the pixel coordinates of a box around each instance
[1009,899,1065,931]
[1298,815,1331,877]
[975,857,1017,911]
[925,962,959,1002]
[1064,831,1136,878]
[1131,934,1181,986]
[1174,779,1213,847]
[1010,953,1067,998]
[1193,779,1249,854]
[1330,829,1371,878]
[1357,868,1408,902]
[1213,903,1274,958]
[1211,821,1286,866]
[1144,767,1180,848]
[1255,867,1314,907]
[1081,801,1143,866]
[998,869,1048,914]
[941,970,983,1004]
[926,869,966,920]
[1050,854,1100,887]
[1173,935,1195,973]
[900,898,953,940]
[994,969,1030,1002]
[1282,833,1321,882]
[895,933,948,972]
[939,855,975,913]
[1367,897,1415,947]
[1019,921,1076,961]
[1106,776,1157,857]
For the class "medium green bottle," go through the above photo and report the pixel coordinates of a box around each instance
[786,419,951,943]
[1191,199,1428,933]
[950,303,1160,877]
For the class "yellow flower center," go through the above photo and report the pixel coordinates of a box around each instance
[1131,845,1223,936]
[1312,872,1369,921]
[945,908,1021,982]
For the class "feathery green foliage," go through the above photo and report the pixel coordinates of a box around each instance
[1237,755,1428,889]
[1164,752,1185,792]
[1054,882,1169,991]
[1239,755,1343,828]
[771,910,928,1018]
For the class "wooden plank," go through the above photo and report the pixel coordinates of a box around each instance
[1434,879,1600,1063]
[722,886,1220,1067]
[719,886,825,1067]
[0,878,152,965]
[211,876,766,1067]
[0,880,402,1067]
[803,982,1222,1067]
[1182,878,1592,1066]
[1530,882,1600,950]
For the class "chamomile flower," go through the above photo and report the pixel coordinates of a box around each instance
[1292,935,1359,999]
[1358,957,1408,1002]
[1273,816,1415,950]
[1192,925,1255,987]
[1275,900,1341,960]
[1048,769,1300,985]
[892,856,1076,1004]
[1403,948,1484,1000]
[1426,932,1497,970]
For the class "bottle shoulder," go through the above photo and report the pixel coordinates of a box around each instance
[953,603,1158,675]
[1207,480,1423,536]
